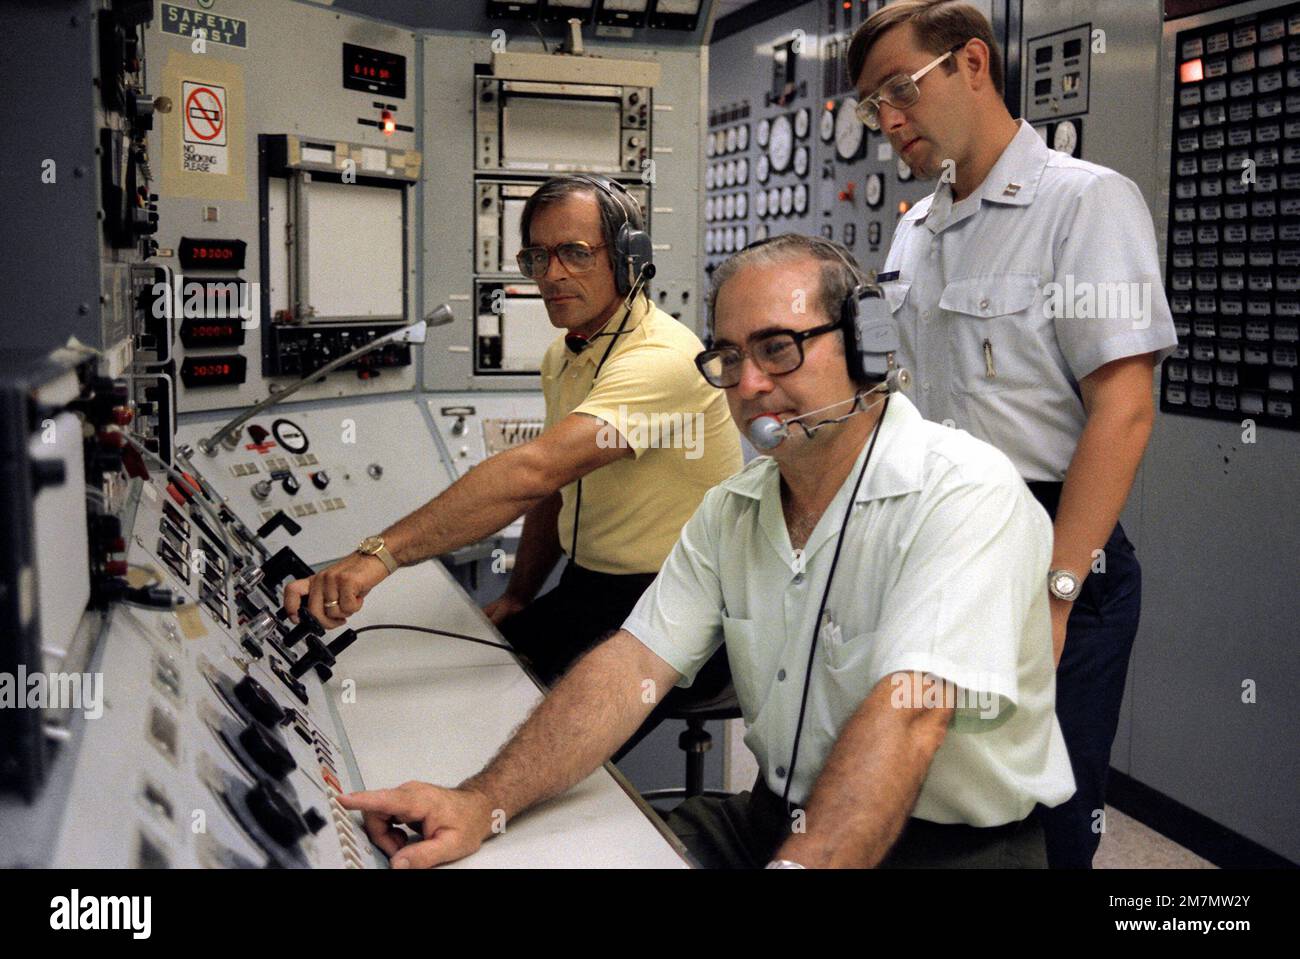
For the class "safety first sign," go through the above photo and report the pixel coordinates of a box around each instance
[181,80,228,175]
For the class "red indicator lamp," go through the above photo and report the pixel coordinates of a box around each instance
[381,109,395,136]
[1179,58,1203,83]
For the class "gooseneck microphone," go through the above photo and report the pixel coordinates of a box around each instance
[745,368,910,451]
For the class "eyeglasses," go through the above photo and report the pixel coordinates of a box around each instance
[516,241,608,280]
[695,320,842,389]
[855,41,969,131]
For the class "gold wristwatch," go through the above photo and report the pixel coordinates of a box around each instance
[357,535,399,574]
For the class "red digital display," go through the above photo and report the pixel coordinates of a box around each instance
[180,318,246,348]
[343,43,406,99]
[181,355,247,387]
[178,237,247,271]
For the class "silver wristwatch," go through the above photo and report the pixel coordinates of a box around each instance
[1048,568,1082,602]
[765,859,806,869]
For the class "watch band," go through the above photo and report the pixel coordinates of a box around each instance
[764,859,806,869]
[359,537,399,574]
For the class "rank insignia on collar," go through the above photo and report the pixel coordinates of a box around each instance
[1002,182,1022,197]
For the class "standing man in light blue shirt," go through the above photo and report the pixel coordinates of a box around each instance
[848,0,1178,867]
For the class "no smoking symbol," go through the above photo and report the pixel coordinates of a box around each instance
[184,84,225,144]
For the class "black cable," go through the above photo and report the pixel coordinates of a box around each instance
[351,623,513,652]
[782,395,890,813]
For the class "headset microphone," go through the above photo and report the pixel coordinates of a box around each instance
[745,368,910,451]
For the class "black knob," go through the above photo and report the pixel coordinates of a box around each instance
[282,611,321,649]
[245,780,308,847]
[310,470,329,490]
[233,675,285,727]
[303,807,327,835]
[238,722,297,780]
[240,635,265,660]
[280,473,300,495]
[31,459,66,492]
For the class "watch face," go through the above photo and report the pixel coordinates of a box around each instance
[359,536,383,553]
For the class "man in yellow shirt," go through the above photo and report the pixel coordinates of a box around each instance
[285,176,740,739]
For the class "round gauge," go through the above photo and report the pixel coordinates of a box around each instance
[705,196,715,222]
[767,187,780,217]
[756,117,771,148]
[705,164,715,190]
[755,189,768,217]
[714,130,727,155]
[793,183,808,214]
[768,114,794,173]
[795,107,811,139]
[835,98,865,161]
[755,223,770,242]
[737,124,749,151]
[724,227,736,253]
[726,127,738,153]
[794,145,809,177]
[897,155,913,181]
[819,106,836,143]
[735,192,747,218]
[724,193,736,219]
[725,159,736,187]
[756,154,771,184]
[1053,119,1079,156]
[272,418,309,455]
[736,225,748,248]
[736,157,749,185]
[705,133,715,158]
[704,230,715,255]
[780,185,794,216]
[864,172,884,208]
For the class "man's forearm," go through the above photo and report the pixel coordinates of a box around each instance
[1053,402,1152,582]
[503,492,564,603]
[382,444,554,567]
[777,674,950,868]
[460,631,664,822]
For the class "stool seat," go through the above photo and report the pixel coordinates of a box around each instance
[669,682,742,722]
[642,683,742,808]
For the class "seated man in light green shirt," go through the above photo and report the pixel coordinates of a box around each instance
[339,236,1075,869]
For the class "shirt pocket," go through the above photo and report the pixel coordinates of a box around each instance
[883,280,912,315]
[940,273,1043,394]
[820,629,882,709]
[720,614,764,723]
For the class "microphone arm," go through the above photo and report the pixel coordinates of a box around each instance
[196,304,454,455]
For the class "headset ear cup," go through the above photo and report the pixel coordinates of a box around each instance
[841,286,866,383]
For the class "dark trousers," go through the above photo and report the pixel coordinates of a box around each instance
[666,775,1047,869]
[498,561,731,763]
[1028,482,1143,869]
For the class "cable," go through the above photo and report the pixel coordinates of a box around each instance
[781,395,890,813]
[351,623,513,652]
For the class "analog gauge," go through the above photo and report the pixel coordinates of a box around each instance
[736,225,748,248]
[704,230,715,255]
[793,182,808,214]
[794,145,809,177]
[768,113,794,173]
[705,133,715,157]
[736,157,749,184]
[726,127,738,153]
[755,223,770,242]
[896,155,913,181]
[724,193,736,219]
[756,154,771,184]
[780,184,794,215]
[725,159,737,186]
[705,164,715,189]
[735,192,748,218]
[705,196,715,221]
[755,189,768,217]
[767,187,780,216]
[819,106,836,142]
[756,117,771,147]
[1053,119,1079,156]
[835,97,865,161]
[794,107,810,139]
[864,172,884,208]
[737,123,749,151]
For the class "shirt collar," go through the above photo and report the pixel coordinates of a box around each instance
[920,119,1049,233]
[720,391,927,505]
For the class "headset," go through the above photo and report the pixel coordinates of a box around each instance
[559,174,656,564]
[709,234,902,384]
